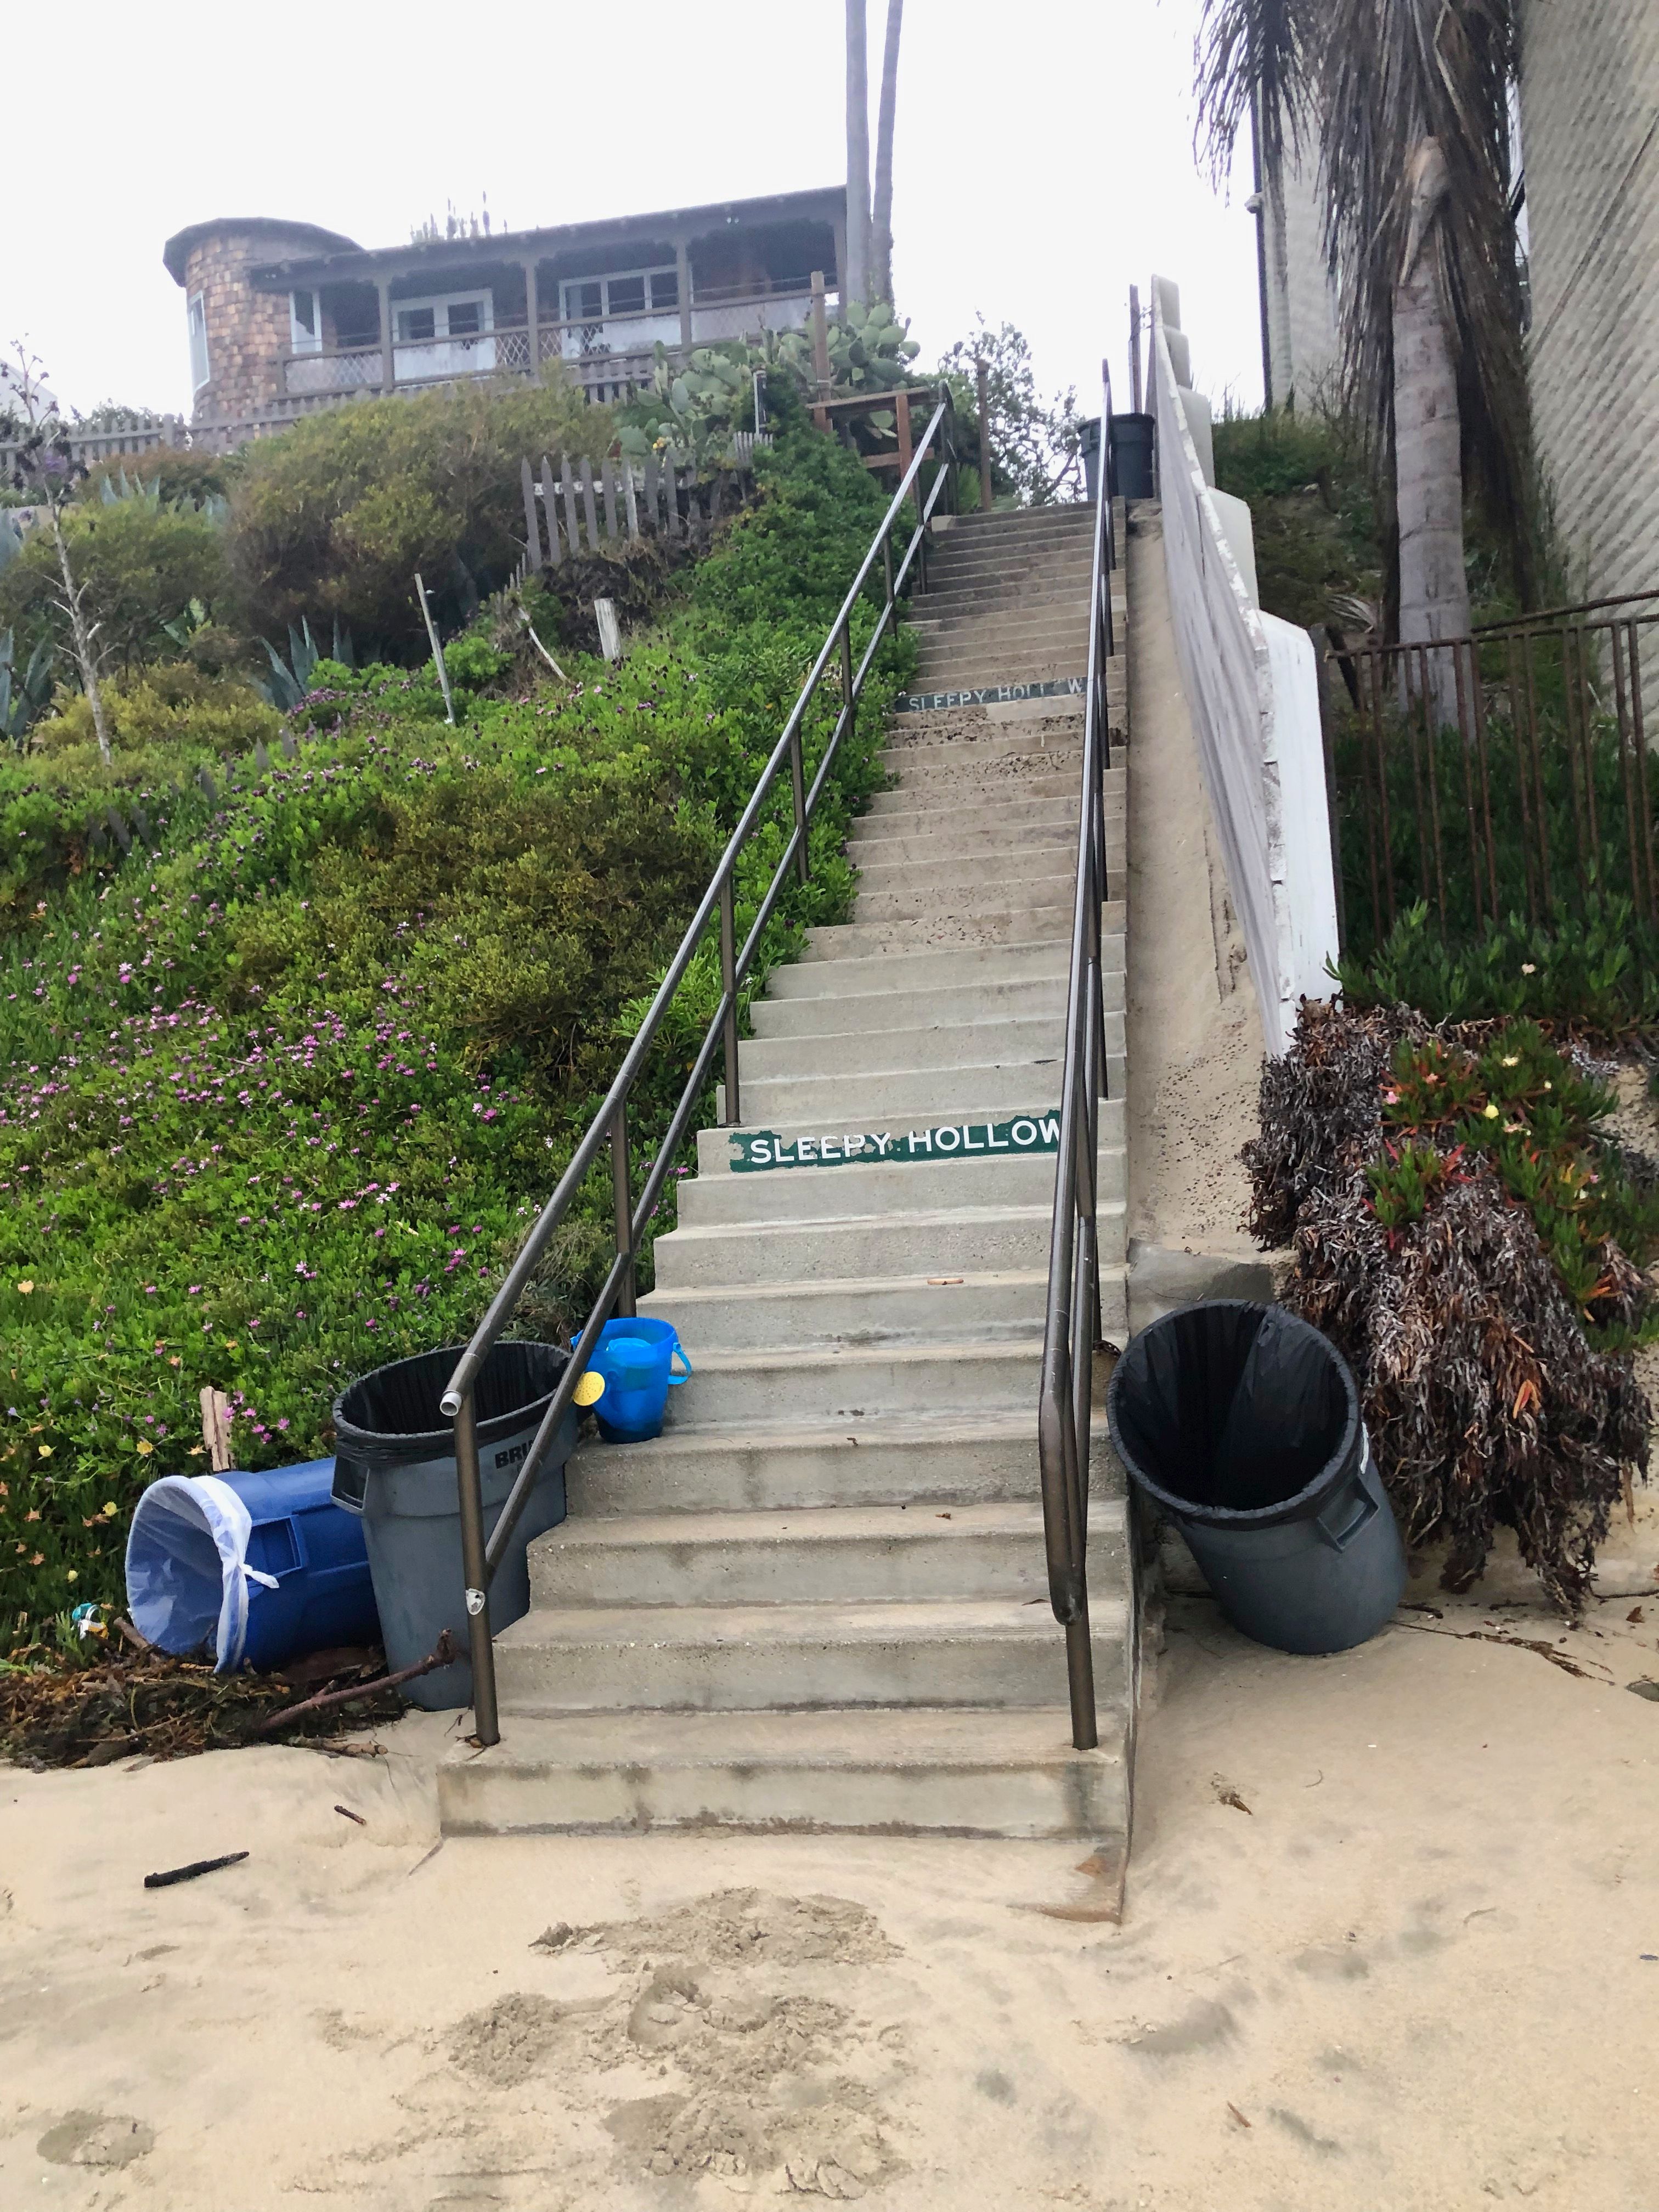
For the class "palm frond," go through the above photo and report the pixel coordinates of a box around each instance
[1193,0,1319,182]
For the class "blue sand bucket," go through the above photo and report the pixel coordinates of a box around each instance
[588,1317,692,1443]
[126,1460,379,1673]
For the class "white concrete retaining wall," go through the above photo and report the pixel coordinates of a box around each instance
[1149,278,1338,1056]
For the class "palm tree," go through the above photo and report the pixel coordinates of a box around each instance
[1195,0,1534,669]
[845,1,873,308]
[847,0,904,310]
[871,1,905,307]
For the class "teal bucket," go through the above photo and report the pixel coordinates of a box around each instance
[588,1317,691,1443]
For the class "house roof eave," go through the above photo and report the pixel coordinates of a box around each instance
[163,216,362,286]
[246,185,847,289]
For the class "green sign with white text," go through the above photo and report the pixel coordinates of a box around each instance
[729,1113,1061,1172]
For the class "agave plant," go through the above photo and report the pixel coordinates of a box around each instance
[0,628,54,745]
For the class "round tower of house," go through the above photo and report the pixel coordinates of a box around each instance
[162,218,359,426]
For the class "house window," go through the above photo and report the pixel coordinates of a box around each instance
[290,290,323,356]
[187,292,210,391]
[560,267,678,329]
[394,293,492,345]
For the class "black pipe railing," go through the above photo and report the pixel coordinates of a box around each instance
[440,399,959,1745]
[1036,362,1118,1752]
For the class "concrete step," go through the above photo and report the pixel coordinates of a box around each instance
[799,897,1121,958]
[738,1008,1132,1084]
[680,1137,1123,1224]
[555,1407,1127,1518]
[644,1336,1051,1422]
[491,1592,1130,1714]
[766,933,1103,995]
[879,727,1090,771]
[850,877,1099,928]
[748,968,1123,1040]
[664,1335,1056,1419]
[437,1703,1128,1840]
[736,1007,1110,1083]
[724,1053,1127,1126]
[848,814,1118,867]
[691,1092,1126,1176]
[527,1499,1105,1610]
[851,844,1119,901]
[915,659,1092,690]
[652,1195,1127,1290]
[858,786,1098,830]
[642,1263,1128,1352]
[911,612,1093,646]
[913,582,1096,622]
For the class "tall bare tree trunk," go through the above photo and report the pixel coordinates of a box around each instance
[1393,139,1469,732]
[50,508,111,766]
[845,0,872,309]
[871,0,904,307]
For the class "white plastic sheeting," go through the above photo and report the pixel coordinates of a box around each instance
[1149,279,1339,1054]
[125,1475,276,1671]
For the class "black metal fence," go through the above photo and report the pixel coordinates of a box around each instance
[1325,592,1659,952]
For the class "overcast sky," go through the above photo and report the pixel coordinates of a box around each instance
[7,0,1262,424]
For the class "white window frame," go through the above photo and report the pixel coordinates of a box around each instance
[289,288,323,356]
[393,289,495,345]
[560,266,678,325]
[187,291,210,392]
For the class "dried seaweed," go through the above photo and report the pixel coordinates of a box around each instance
[0,1644,405,1770]
[1248,1001,1652,1613]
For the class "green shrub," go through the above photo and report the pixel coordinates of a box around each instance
[0,500,228,676]
[0,415,913,1643]
[1334,899,1659,1034]
[224,376,612,657]
[30,665,282,761]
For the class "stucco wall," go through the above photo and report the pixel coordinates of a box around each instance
[1261,139,1341,411]
[1150,277,1338,1056]
[1521,1,1659,599]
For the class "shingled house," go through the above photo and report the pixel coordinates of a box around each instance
[163,187,845,437]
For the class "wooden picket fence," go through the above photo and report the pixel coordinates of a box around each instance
[519,438,771,568]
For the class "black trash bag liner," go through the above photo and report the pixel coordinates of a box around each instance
[332,1341,569,1472]
[1110,1301,1355,1523]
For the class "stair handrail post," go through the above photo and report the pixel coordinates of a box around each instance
[453,1391,500,1746]
[612,1099,636,1317]
[840,622,857,760]
[789,718,810,887]
[719,869,742,1127]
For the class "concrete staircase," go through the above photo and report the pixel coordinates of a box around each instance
[439,504,1136,1854]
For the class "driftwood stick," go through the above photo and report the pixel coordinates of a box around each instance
[254,1630,457,1735]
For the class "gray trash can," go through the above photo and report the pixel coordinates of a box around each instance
[1109,413,1156,501]
[1107,1301,1406,1655]
[330,1341,576,1708]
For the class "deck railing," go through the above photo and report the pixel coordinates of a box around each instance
[279,285,827,404]
[438,398,960,1745]
[1036,360,1118,1754]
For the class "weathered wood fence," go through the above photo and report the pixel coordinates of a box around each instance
[518,439,771,568]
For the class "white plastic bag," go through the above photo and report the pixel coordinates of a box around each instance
[124,1476,277,1672]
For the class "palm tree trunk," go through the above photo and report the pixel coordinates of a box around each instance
[871,0,904,307]
[1393,143,1469,733]
[845,0,872,309]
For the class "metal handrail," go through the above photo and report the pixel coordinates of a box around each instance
[1036,362,1118,1752]
[440,397,960,1744]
